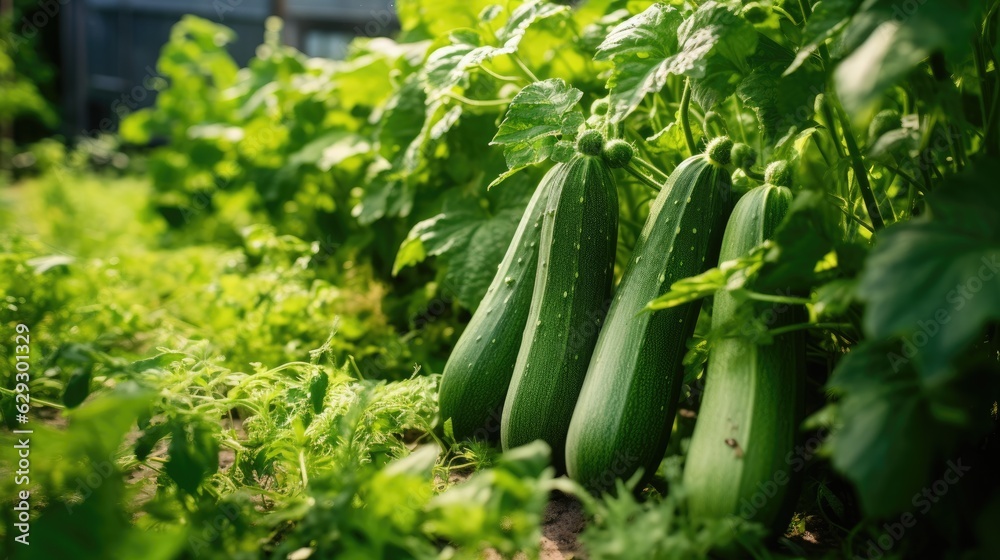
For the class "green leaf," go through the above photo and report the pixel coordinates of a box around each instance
[166,420,220,494]
[646,260,741,311]
[286,131,372,173]
[377,74,428,162]
[596,2,756,119]
[123,352,186,374]
[496,0,570,50]
[423,1,568,97]
[594,4,683,122]
[785,0,862,75]
[826,338,998,518]
[27,254,75,274]
[426,440,552,556]
[424,33,488,95]
[834,0,985,114]
[134,422,171,461]
[827,340,939,517]
[394,173,536,307]
[309,371,330,414]
[756,190,842,291]
[64,383,153,457]
[671,2,757,110]
[738,36,825,141]
[491,78,584,176]
[857,164,1000,380]
[354,174,417,225]
[397,0,495,41]
[63,367,93,409]
[813,278,858,319]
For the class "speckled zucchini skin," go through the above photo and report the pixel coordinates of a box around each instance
[438,167,554,441]
[500,155,618,473]
[565,153,732,493]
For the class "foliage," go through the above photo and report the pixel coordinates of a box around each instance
[0,172,549,558]
[4,0,1000,558]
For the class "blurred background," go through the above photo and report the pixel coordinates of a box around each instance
[2,0,397,147]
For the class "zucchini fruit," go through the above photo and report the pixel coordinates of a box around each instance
[565,139,734,493]
[682,181,804,529]
[437,167,553,441]
[500,152,619,473]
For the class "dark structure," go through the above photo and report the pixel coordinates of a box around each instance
[59,0,397,136]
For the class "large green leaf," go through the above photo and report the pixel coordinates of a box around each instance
[594,3,683,122]
[595,2,756,120]
[490,78,584,183]
[834,0,985,115]
[828,338,998,517]
[857,163,1000,380]
[738,36,825,141]
[394,172,536,307]
[672,1,757,110]
[827,341,940,518]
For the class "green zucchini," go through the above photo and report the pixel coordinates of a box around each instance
[437,167,553,441]
[682,181,805,529]
[565,139,734,494]
[500,153,618,473]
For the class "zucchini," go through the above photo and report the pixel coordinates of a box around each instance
[500,152,619,473]
[437,166,553,441]
[682,180,805,530]
[565,138,734,493]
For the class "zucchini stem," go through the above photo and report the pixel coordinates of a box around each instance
[624,163,663,192]
[680,78,697,157]
[835,105,885,230]
[766,322,855,338]
[772,5,800,25]
[632,156,670,183]
[744,167,765,182]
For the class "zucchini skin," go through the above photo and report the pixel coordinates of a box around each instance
[565,154,732,494]
[437,167,553,441]
[682,184,804,530]
[500,155,619,473]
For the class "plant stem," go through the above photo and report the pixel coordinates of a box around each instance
[624,163,663,192]
[772,5,800,25]
[829,200,876,234]
[511,54,540,83]
[797,0,812,21]
[744,168,765,182]
[767,322,855,338]
[442,93,513,106]
[880,159,924,194]
[632,156,670,183]
[743,292,813,306]
[818,99,847,159]
[680,78,697,157]
[973,39,991,138]
[731,96,748,144]
[835,105,885,230]
[812,134,833,166]
[476,64,523,83]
